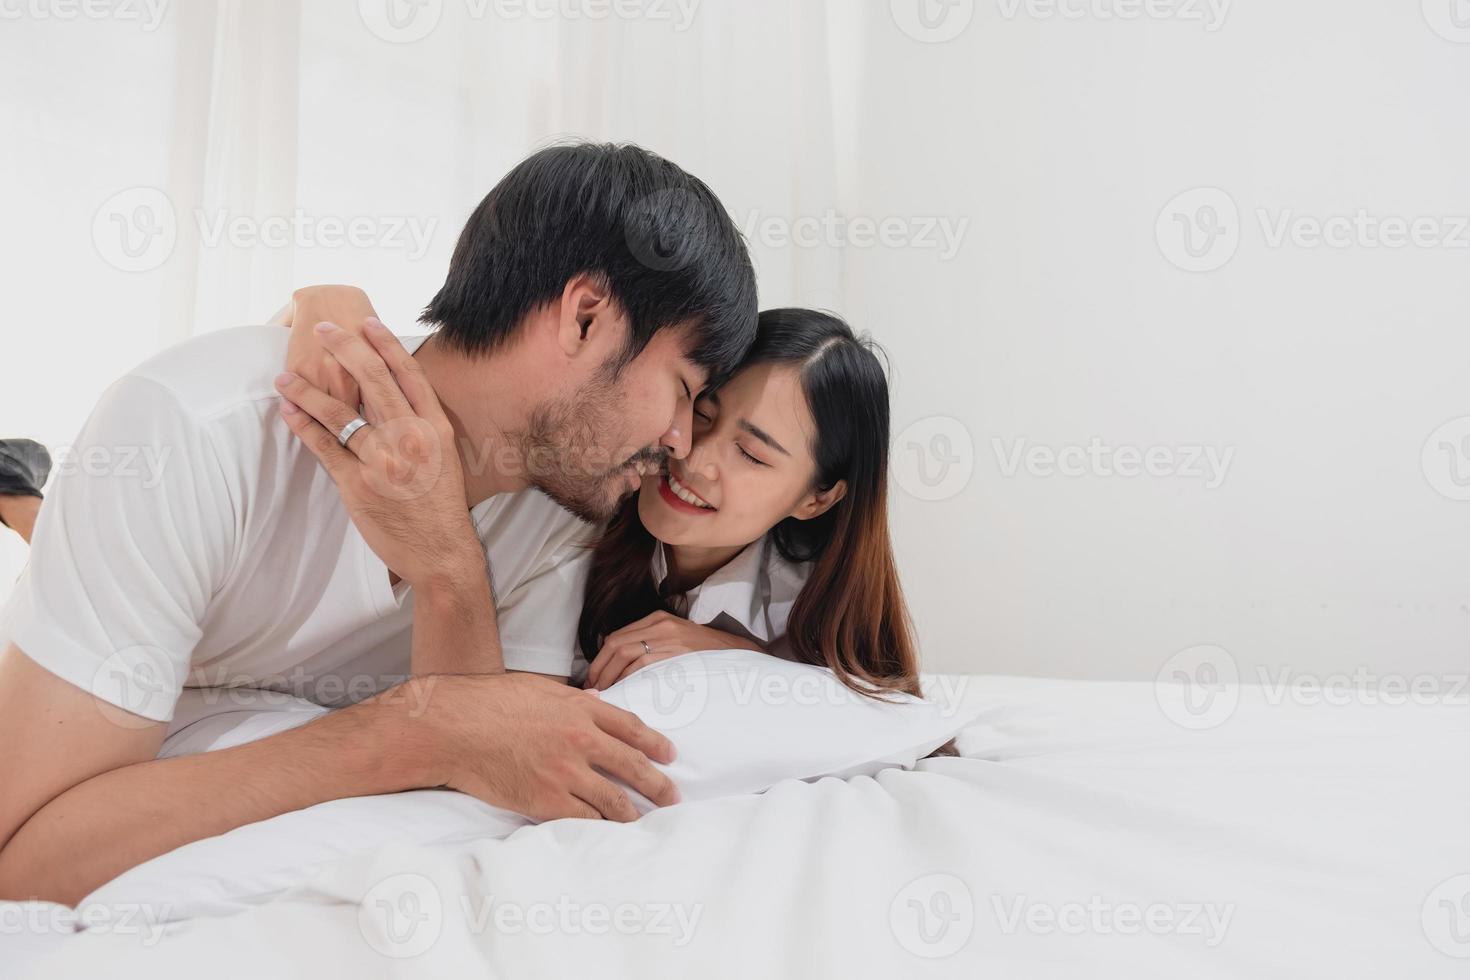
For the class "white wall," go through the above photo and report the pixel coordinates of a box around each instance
[3,1,1468,682]
[845,2,1470,681]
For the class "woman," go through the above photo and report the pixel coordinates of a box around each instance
[281,287,930,706]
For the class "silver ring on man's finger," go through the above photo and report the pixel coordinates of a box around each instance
[641,640,652,657]
[337,416,369,448]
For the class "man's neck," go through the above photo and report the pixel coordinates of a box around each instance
[413,333,530,506]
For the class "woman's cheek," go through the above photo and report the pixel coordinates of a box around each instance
[718,484,774,542]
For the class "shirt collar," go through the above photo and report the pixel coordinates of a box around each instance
[651,535,809,643]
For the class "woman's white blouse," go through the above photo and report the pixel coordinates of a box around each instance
[571,536,812,684]
[650,534,811,646]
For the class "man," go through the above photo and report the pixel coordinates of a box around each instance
[0,142,758,905]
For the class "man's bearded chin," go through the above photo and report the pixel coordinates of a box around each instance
[516,390,665,523]
[538,447,666,523]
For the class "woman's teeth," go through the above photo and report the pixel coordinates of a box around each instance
[666,472,714,509]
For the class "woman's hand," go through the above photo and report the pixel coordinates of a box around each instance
[278,285,380,410]
[584,611,765,691]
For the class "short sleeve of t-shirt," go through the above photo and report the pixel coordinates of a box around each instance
[0,375,234,722]
[494,531,594,678]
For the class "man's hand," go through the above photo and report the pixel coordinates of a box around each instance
[585,610,764,691]
[276,318,503,673]
[275,319,480,592]
[279,285,378,409]
[403,672,681,821]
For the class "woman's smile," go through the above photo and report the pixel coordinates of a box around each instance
[658,469,717,514]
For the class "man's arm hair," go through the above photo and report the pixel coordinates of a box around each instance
[0,643,432,906]
[411,557,505,675]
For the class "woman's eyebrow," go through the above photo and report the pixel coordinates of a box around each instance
[738,420,790,456]
[703,391,790,455]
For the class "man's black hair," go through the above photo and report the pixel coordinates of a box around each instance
[421,141,758,383]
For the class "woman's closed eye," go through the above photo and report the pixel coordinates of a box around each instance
[737,444,768,466]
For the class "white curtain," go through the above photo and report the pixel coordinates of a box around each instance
[1,0,853,443]
[0,0,859,607]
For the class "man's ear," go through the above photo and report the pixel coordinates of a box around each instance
[790,479,848,521]
[555,273,622,359]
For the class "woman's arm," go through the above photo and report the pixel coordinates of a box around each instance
[278,285,382,409]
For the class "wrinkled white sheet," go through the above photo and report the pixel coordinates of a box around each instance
[8,674,1469,979]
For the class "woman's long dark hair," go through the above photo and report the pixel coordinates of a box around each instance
[578,308,925,703]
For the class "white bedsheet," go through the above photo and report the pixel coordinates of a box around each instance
[7,674,1469,979]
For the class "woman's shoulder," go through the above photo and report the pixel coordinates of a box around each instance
[761,536,813,594]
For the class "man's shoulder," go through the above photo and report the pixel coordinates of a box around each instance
[122,325,288,424]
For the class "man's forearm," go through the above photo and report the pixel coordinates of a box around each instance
[412,556,504,675]
[0,691,436,906]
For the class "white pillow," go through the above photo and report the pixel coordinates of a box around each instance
[604,649,967,806]
[82,650,977,923]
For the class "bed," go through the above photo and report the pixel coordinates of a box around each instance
[6,672,1468,979]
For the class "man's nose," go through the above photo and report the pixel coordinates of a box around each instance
[683,432,718,480]
[660,400,693,460]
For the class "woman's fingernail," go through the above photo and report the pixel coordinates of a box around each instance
[314,321,339,333]
[274,372,296,387]
[280,400,299,415]
[364,316,384,331]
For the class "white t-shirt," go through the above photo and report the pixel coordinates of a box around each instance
[0,326,595,722]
